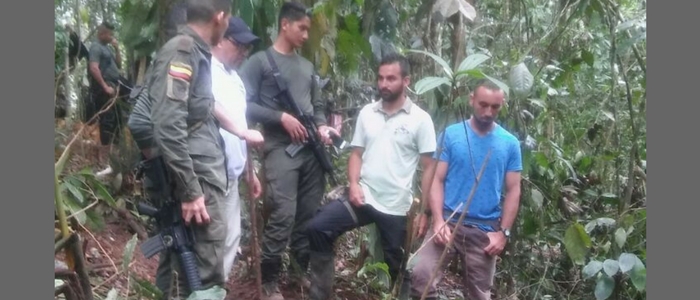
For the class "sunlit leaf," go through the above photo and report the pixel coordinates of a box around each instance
[458,53,491,73]
[509,62,534,98]
[582,260,603,279]
[618,253,638,273]
[602,259,619,277]
[614,228,627,248]
[414,76,451,95]
[408,49,453,79]
[530,189,544,209]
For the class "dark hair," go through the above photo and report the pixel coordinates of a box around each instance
[278,1,311,28]
[472,79,503,96]
[99,21,115,31]
[379,52,410,78]
[185,0,231,24]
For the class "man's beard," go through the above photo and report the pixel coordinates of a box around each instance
[380,88,401,103]
[473,116,495,130]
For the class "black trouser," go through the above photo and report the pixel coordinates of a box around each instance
[306,198,408,282]
[89,79,131,146]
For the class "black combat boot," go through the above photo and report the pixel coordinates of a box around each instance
[308,251,335,300]
[261,257,284,300]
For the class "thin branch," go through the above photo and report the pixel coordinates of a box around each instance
[77,222,118,275]
[419,150,492,300]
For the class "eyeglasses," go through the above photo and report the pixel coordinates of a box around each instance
[227,37,253,51]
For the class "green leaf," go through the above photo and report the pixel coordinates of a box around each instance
[457,53,490,73]
[414,76,451,95]
[629,257,646,291]
[614,228,627,248]
[509,62,534,98]
[601,193,617,198]
[408,50,453,79]
[602,111,615,121]
[582,260,603,279]
[530,189,544,209]
[527,99,547,110]
[586,217,616,233]
[582,49,595,67]
[618,253,637,273]
[122,234,139,273]
[483,74,510,96]
[602,259,620,277]
[595,274,615,300]
[89,177,118,207]
[564,223,592,265]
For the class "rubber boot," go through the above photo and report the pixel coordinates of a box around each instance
[290,250,311,289]
[261,258,284,300]
[308,251,335,300]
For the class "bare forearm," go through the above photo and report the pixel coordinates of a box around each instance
[419,159,435,212]
[347,151,362,185]
[500,189,521,230]
[214,102,245,138]
[429,179,445,222]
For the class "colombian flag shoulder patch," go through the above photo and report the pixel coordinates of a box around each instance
[168,63,193,82]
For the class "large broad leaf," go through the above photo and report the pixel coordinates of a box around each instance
[122,234,138,273]
[629,256,647,292]
[582,260,603,279]
[509,62,534,98]
[602,259,620,277]
[614,227,628,248]
[564,223,592,265]
[457,53,491,73]
[618,252,638,273]
[414,76,451,95]
[530,189,544,210]
[432,0,477,22]
[595,274,615,300]
[408,49,454,79]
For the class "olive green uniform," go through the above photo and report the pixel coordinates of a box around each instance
[240,48,327,286]
[147,25,229,299]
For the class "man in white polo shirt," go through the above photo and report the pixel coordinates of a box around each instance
[210,16,264,281]
[305,52,437,300]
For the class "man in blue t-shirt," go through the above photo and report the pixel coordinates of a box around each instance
[410,80,523,300]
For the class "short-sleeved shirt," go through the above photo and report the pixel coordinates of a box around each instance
[88,41,121,84]
[437,121,522,231]
[351,98,437,216]
[211,56,248,180]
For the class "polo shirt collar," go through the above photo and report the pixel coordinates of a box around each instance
[373,96,413,115]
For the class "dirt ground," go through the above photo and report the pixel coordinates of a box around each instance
[56,219,393,300]
[55,216,468,300]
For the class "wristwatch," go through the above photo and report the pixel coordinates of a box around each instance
[501,228,511,239]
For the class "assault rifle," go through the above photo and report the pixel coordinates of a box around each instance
[264,49,346,187]
[135,156,202,291]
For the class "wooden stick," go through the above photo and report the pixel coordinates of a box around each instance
[419,150,492,300]
[246,147,263,299]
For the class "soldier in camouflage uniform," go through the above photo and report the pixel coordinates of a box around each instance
[144,0,232,298]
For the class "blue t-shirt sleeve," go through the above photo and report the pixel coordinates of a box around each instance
[507,139,523,172]
[434,130,450,162]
